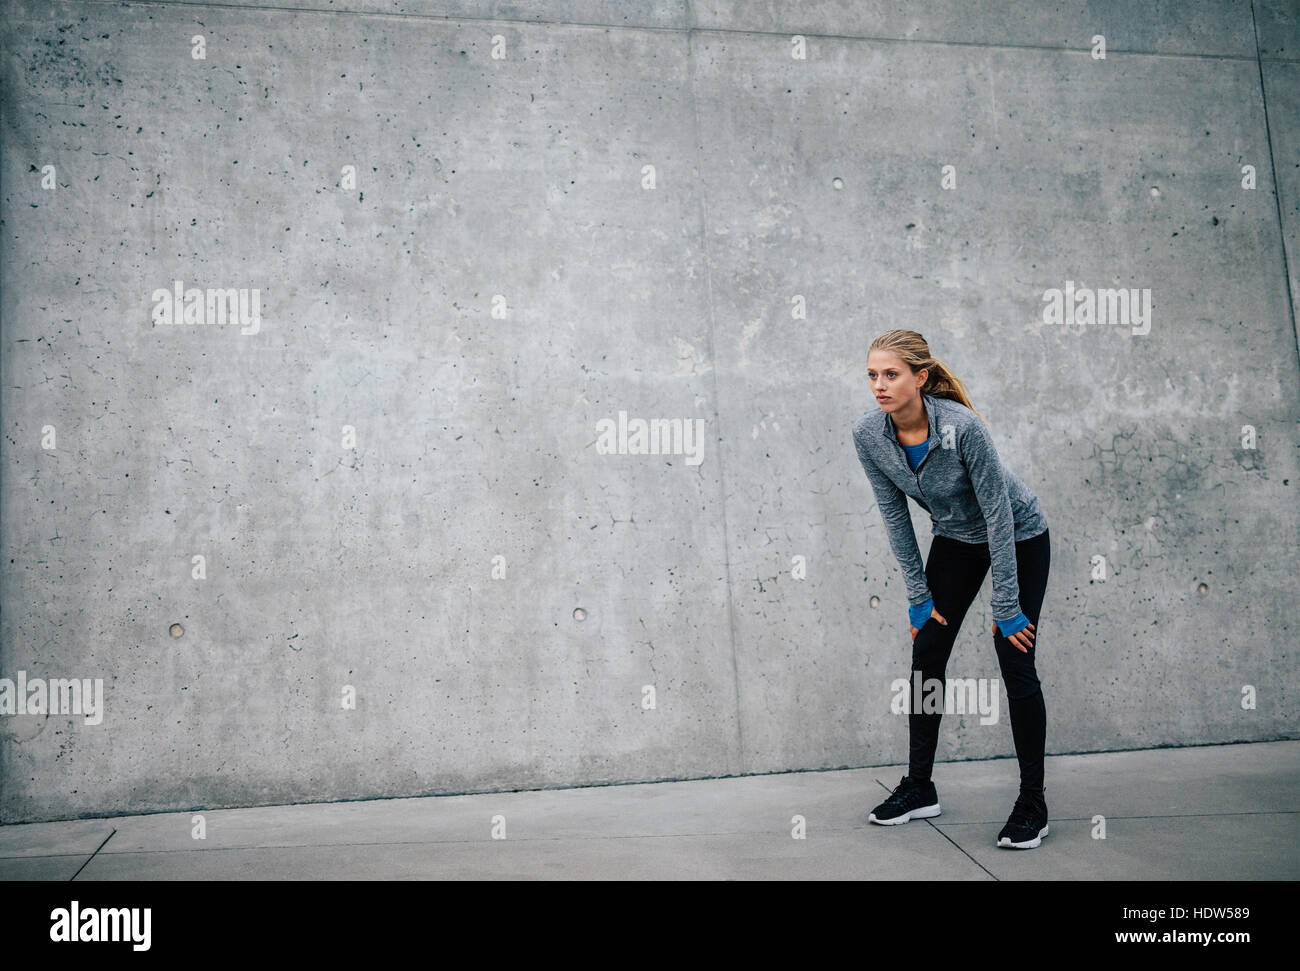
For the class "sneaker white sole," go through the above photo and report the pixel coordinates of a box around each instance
[998,823,1049,848]
[868,803,941,825]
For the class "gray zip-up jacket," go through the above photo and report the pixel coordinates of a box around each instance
[851,393,1048,622]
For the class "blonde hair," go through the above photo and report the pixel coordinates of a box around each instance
[868,329,985,424]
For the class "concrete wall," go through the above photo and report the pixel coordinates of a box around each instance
[2,0,1297,824]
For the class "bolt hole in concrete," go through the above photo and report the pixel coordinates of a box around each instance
[1150,186,1160,197]
[169,623,184,637]
[573,607,587,622]
[832,176,844,189]
[1197,583,1208,594]
[870,596,880,608]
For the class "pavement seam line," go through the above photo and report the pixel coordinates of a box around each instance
[46,826,998,855]
[69,828,116,881]
[873,778,999,881]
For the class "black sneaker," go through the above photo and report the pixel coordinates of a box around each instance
[997,789,1049,848]
[868,775,941,825]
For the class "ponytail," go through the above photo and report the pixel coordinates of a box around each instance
[867,330,985,424]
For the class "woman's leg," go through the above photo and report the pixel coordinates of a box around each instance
[908,535,990,782]
[992,528,1051,790]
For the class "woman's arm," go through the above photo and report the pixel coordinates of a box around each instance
[960,419,1030,636]
[853,426,934,625]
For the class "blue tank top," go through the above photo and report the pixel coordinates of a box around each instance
[901,437,929,471]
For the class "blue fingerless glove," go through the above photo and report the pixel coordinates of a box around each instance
[995,612,1031,637]
[908,598,934,630]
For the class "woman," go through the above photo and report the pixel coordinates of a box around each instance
[851,329,1052,849]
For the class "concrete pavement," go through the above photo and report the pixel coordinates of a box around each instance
[2,739,1295,880]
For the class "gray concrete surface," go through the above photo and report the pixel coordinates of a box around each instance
[1,741,1296,879]
[2,1,1298,823]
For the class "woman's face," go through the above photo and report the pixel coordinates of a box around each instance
[867,349,926,414]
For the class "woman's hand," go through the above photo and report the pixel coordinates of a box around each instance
[993,621,1035,653]
[910,607,947,641]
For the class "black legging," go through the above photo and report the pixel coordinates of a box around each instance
[908,528,1051,790]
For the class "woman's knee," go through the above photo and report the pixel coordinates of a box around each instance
[911,624,958,669]
[993,641,1041,698]
[1003,671,1042,700]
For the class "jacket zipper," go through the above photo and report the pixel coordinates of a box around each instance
[914,447,931,510]
[889,400,935,511]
